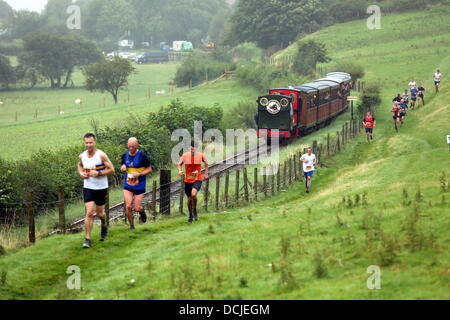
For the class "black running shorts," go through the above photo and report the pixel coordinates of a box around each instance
[185,181,202,197]
[83,188,107,206]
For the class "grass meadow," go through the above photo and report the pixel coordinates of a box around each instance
[0,7,449,299]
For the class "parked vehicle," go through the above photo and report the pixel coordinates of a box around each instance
[172,41,193,52]
[135,51,169,64]
[118,39,134,49]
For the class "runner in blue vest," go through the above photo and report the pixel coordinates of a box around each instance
[121,137,153,230]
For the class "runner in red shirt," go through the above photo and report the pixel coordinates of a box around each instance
[391,102,401,132]
[362,111,376,142]
[178,141,209,224]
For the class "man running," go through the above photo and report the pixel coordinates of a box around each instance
[78,133,115,248]
[392,94,402,103]
[362,111,376,142]
[300,147,317,193]
[410,86,418,110]
[399,98,408,126]
[417,84,425,106]
[402,89,409,105]
[391,102,401,132]
[178,141,209,224]
[121,137,153,230]
[434,69,442,93]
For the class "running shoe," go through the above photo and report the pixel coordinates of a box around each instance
[193,209,199,221]
[139,209,147,223]
[130,225,135,230]
[100,225,108,241]
[82,239,92,248]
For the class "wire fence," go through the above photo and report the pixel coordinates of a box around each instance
[0,117,363,247]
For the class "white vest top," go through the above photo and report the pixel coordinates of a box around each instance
[81,149,108,190]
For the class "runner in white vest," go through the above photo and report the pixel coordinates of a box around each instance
[78,133,115,248]
[300,147,317,194]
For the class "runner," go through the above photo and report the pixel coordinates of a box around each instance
[78,133,115,248]
[178,141,209,224]
[417,84,425,106]
[399,98,408,126]
[392,94,402,103]
[402,89,409,105]
[391,102,401,132]
[121,137,153,230]
[362,111,376,142]
[410,86,418,110]
[300,148,317,193]
[434,69,442,93]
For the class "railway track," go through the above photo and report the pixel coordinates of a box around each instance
[51,142,268,234]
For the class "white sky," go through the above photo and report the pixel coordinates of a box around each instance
[4,0,48,12]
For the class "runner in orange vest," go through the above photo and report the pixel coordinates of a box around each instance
[362,111,376,142]
[178,141,209,223]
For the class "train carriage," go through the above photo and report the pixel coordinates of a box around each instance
[256,72,352,142]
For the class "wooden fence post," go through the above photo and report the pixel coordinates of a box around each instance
[179,178,184,215]
[225,171,230,207]
[243,169,249,202]
[204,178,210,212]
[254,168,258,201]
[215,175,220,210]
[288,158,293,185]
[235,170,240,204]
[58,187,66,234]
[293,155,298,181]
[283,162,287,188]
[270,166,275,196]
[341,125,345,147]
[151,181,157,216]
[160,170,171,215]
[337,131,341,153]
[345,122,349,142]
[327,133,330,156]
[263,167,267,198]
[277,164,281,192]
[26,192,35,244]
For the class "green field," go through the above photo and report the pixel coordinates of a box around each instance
[0,8,449,299]
[0,61,258,159]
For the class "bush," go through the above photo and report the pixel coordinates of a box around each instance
[330,61,365,84]
[357,82,382,116]
[0,40,23,56]
[229,42,262,62]
[223,101,258,130]
[174,51,235,87]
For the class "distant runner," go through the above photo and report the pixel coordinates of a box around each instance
[410,86,418,110]
[434,69,442,93]
[417,84,425,106]
[178,141,209,224]
[300,147,317,193]
[399,98,408,126]
[391,102,401,132]
[402,89,409,105]
[408,80,417,89]
[78,133,115,248]
[392,94,402,103]
[362,111,376,142]
[121,137,153,230]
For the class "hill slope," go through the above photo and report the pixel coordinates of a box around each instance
[0,8,449,299]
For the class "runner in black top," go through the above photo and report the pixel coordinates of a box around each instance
[392,94,402,103]
[417,84,425,106]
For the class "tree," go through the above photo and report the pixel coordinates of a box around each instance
[0,55,16,89]
[84,57,136,104]
[10,10,45,40]
[292,40,330,76]
[0,0,13,23]
[19,32,102,88]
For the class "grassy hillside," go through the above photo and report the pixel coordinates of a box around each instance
[0,8,449,299]
[0,62,258,159]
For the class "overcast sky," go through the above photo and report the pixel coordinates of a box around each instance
[4,0,48,12]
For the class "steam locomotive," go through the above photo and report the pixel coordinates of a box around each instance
[256,72,352,142]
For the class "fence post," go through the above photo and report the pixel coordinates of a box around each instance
[270,166,275,196]
[277,164,281,192]
[26,192,35,244]
[263,167,267,198]
[151,180,157,217]
[283,162,287,188]
[58,187,66,234]
[225,171,230,207]
[160,170,171,215]
[327,133,330,156]
[179,178,184,215]
[341,125,345,147]
[345,122,349,142]
[243,169,249,202]
[337,131,341,153]
[204,178,210,212]
[288,158,292,185]
[235,170,240,204]
[254,168,258,201]
[215,175,220,211]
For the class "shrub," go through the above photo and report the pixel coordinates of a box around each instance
[223,101,258,130]
[357,82,382,116]
[330,60,365,84]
